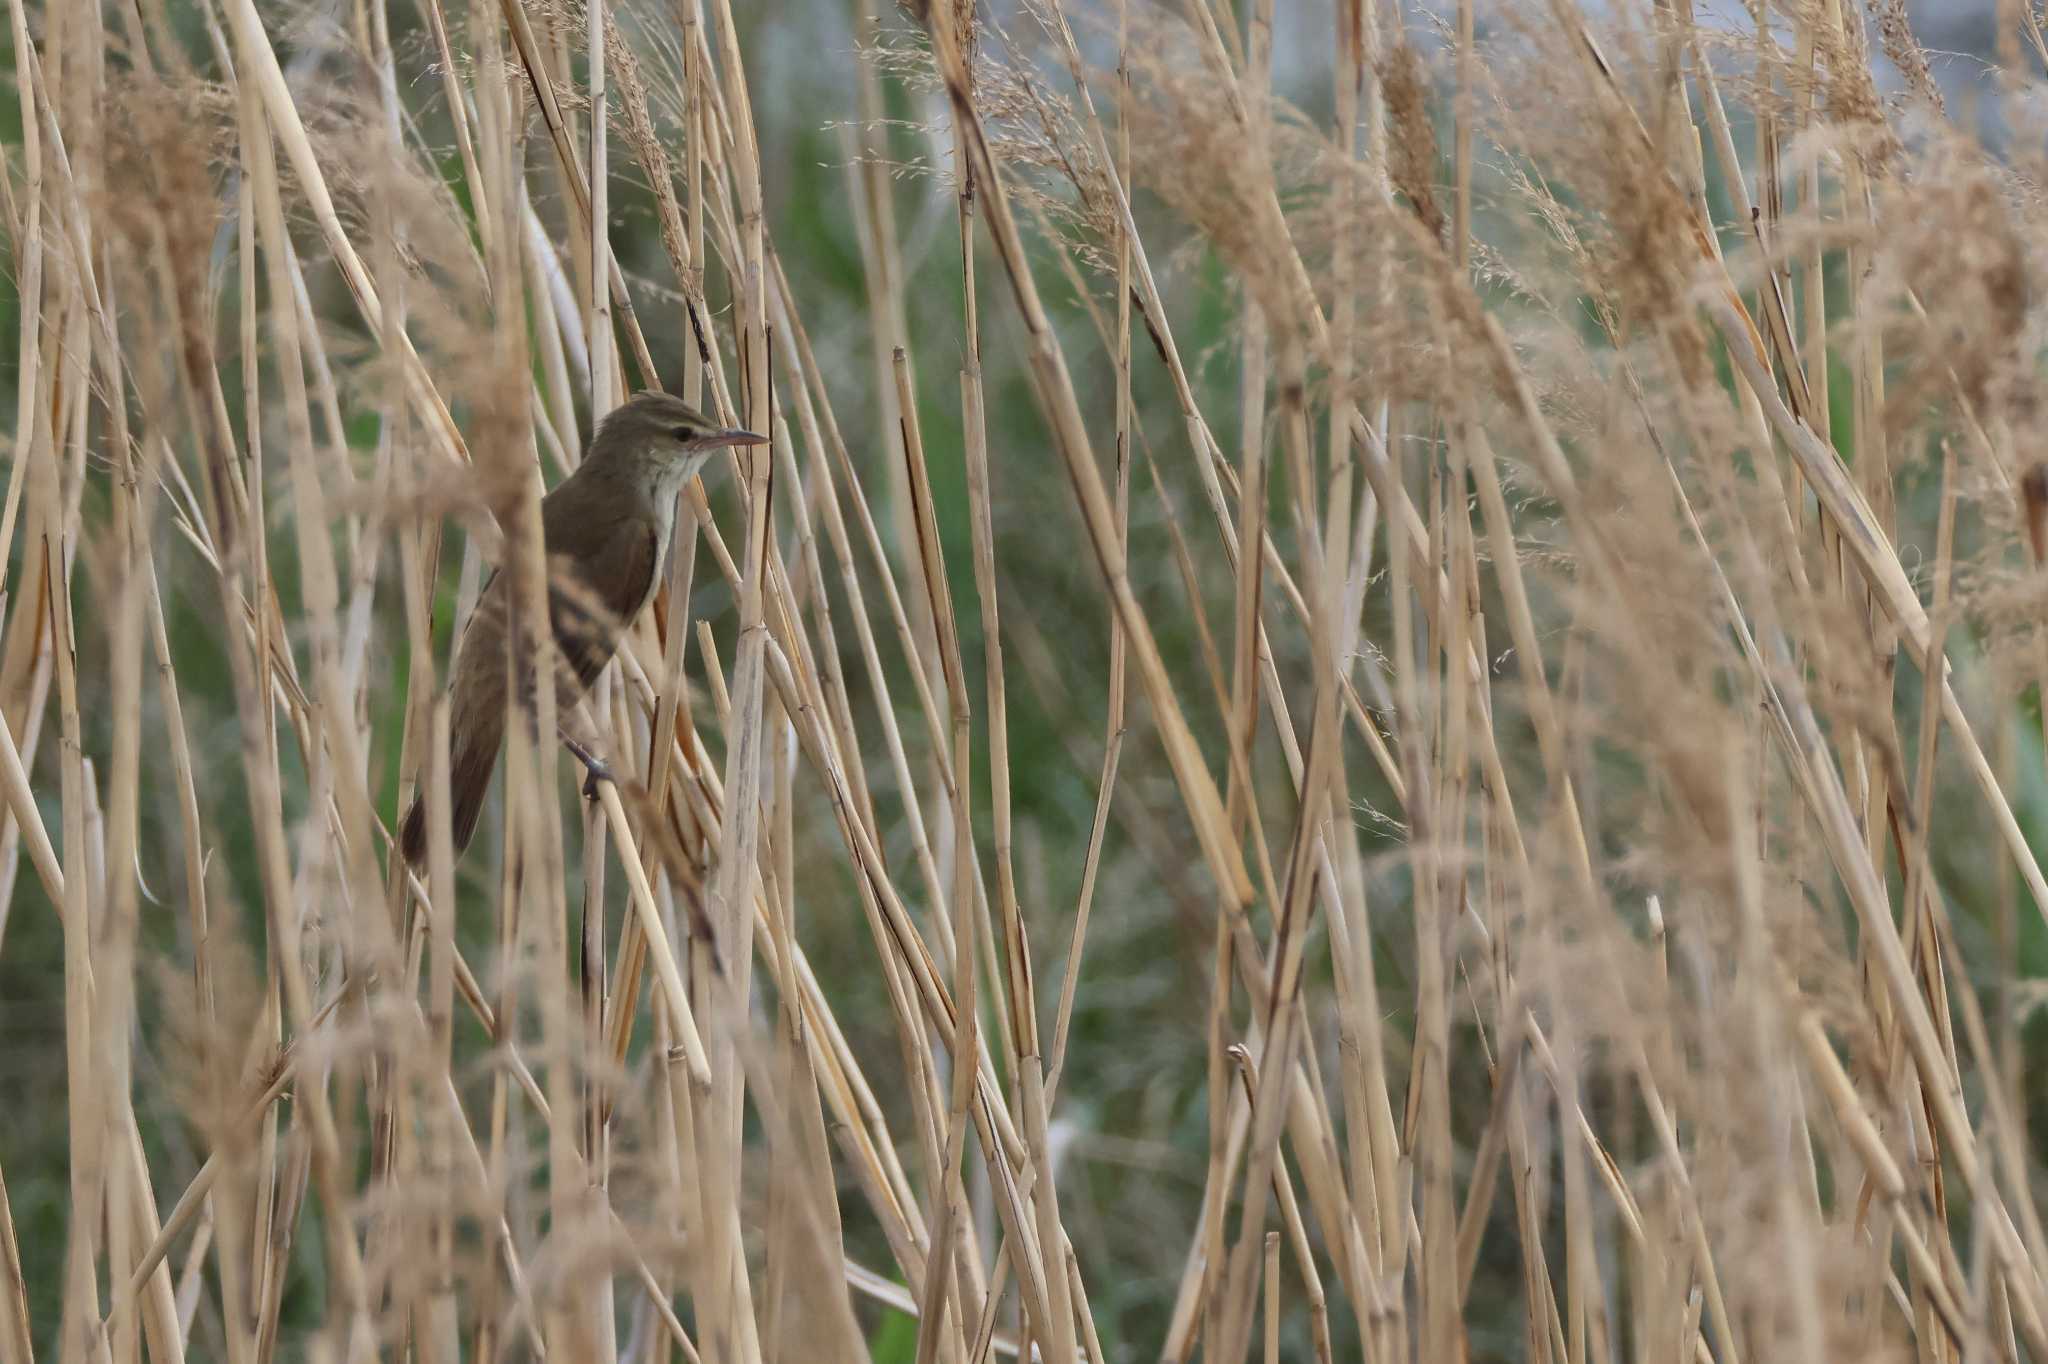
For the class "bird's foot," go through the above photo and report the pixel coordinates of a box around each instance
[562,733,615,801]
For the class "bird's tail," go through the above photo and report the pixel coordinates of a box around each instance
[399,702,505,868]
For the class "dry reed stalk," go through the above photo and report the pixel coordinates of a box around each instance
[10,0,2048,1360]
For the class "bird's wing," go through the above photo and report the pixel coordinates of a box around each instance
[542,479,661,695]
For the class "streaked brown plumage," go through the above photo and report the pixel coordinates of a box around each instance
[398,392,764,868]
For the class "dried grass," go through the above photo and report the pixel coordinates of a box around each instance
[4,0,2048,1360]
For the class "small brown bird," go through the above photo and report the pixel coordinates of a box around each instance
[399,391,765,867]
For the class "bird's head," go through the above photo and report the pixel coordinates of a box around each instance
[594,391,767,485]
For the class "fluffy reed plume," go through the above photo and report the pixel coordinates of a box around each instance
[2,0,2046,1360]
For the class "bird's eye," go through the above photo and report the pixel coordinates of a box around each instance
[672,426,691,440]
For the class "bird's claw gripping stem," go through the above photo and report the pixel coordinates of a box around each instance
[562,734,615,801]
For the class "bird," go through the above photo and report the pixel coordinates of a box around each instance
[398,391,765,868]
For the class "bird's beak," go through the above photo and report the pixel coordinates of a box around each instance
[687,428,769,450]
